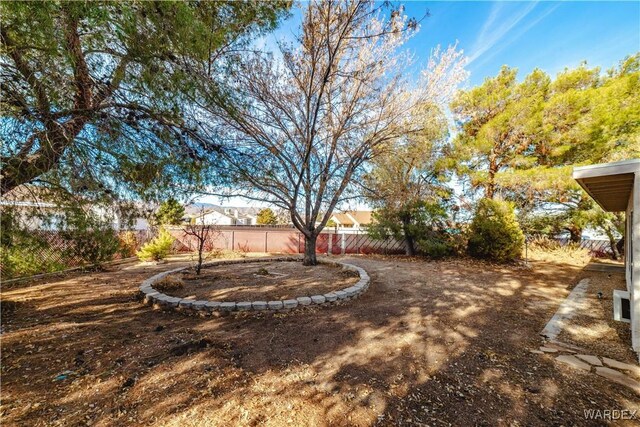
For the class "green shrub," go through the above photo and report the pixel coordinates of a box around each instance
[418,235,451,259]
[468,198,524,262]
[368,200,453,257]
[155,198,185,226]
[60,212,120,267]
[256,208,278,225]
[118,231,139,258]
[0,240,66,279]
[136,229,174,261]
[1,207,121,279]
[1,211,67,279]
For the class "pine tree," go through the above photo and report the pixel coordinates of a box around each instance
[256,208,278,225]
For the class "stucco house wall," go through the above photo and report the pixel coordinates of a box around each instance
[630,170,639,355]
[574,159,639,359]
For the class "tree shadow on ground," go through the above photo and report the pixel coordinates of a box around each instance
[1,255,639,426]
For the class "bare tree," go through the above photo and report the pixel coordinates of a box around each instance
[190,0,466,265]
[182,210,220,275]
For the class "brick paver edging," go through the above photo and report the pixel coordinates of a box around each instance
[139,257,370,315]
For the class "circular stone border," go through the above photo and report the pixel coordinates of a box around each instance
[138,257,370,315]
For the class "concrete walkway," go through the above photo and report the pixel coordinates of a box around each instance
[584,262,625,273]
[540,278,590,341]
[538,274,639,395]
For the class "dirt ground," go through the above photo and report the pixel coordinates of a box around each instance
[557,267,636,364]
[2,252,639,426]
[164,261,359,301]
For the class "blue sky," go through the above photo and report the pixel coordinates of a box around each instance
[399,1,639,86]
[201,1,639,208]
[274,1,639,86]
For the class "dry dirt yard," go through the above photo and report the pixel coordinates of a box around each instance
[1,253,639,426]
[163,260,360,301]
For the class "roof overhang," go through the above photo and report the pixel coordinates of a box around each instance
[573,159,640,212]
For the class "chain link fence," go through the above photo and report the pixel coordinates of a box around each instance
[0,229,154,280]
[1,223,619,281]
[555,238,616,257]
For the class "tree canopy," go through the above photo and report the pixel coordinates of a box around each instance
[256,208,278,225]
[450,53,640,241]
[364,103,457,255]
[188,0,467,265]
[0,1,290,203]
[155,198,185,226]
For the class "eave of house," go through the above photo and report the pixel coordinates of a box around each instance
[573,159,640,212]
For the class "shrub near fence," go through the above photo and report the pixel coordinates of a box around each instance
[1,224,618,281]
[169,226,620,259]
[0,229,153,280]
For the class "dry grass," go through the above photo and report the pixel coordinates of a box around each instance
[209,249,249,260]
[527,237,591,266]
[154,277,186,293]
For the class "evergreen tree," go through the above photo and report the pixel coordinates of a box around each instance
[468,198,524,262]
[155,198,185,226]
[450,54,640,242]
[256,208,278,225]
[0,1,290,199]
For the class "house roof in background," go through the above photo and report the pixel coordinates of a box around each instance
[184,204,260,219]
[1,184,60,207]
[331,210,373,225]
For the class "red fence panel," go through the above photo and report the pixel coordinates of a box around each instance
[166,227,408,256]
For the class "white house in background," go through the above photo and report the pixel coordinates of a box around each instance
[1,185,151,231]
[194,209,235,226]
[329,210,373,230]
[573,159,640,361]
[189,206,258,226]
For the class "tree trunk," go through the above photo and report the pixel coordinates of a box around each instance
[486,160,497,199]
[303,233,318,266]
[609,240,620,261]
[616,237,625,257]
[404,235,416,256]
[485,182,495,200]
[402,218,416,256]
[196,238,205,275]
[568,226,582,243]
[604,228,620,260]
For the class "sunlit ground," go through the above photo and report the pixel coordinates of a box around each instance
[1,251,638,426]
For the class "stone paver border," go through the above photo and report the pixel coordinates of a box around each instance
[536,341,640,395]
[139,257,370,316]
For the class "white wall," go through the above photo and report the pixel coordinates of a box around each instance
[195,210,235,226]
[630,172,639,358]
[236,216,257,226]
